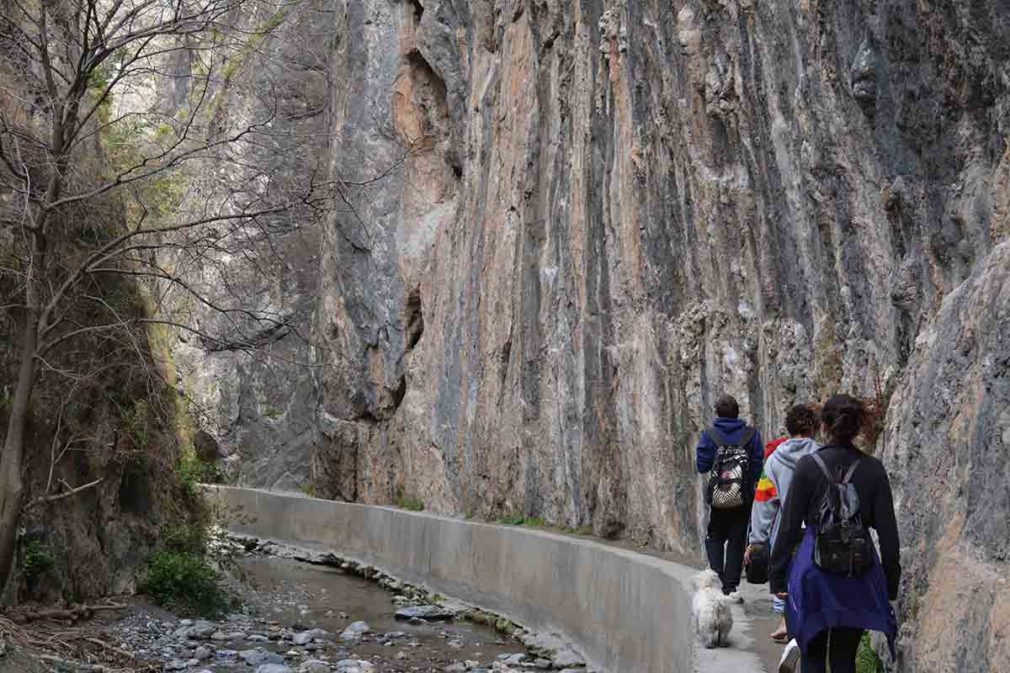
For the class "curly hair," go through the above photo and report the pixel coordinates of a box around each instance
[785,403,819,437]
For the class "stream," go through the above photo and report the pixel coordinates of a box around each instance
[106,552,586,673]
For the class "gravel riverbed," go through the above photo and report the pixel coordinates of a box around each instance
[103,551,589,673]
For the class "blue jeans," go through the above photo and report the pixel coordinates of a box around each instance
[773,595,786,615]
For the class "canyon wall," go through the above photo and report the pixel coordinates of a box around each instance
[171,0,1010,669]
[308,0,1009,544]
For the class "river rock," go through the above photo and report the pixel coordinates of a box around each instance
[255,665,292,673]
[394,605,457,622]
[336,659,375,673]
[193,646,211,660]
[292,628,328,645]
[339,621,370,641]
[240,649,285,666]
[174,621,217,640]
[299,661,330,673]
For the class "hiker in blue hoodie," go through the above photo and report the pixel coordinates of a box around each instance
[746,403,820,642]
[696,394,764,599]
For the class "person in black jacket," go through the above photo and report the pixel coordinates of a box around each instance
[769,394,900,673]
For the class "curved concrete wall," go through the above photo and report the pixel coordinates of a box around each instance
[210,486,759,673]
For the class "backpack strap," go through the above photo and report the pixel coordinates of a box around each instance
[811,453,835,482]
[841,458,861,485]
[709,426,755,448]
[739,426,756,449]
[812,453,862,484]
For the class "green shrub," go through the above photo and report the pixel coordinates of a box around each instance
[161,523,209,555]
[177,454,221,497]
[140,550,233,617]
[856,633,883,673]
[21,539,55,579]
[396,493,425,511]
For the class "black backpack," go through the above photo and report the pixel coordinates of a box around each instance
[705,426,755,510]
[745,543,769,585]
[811,453,875,576]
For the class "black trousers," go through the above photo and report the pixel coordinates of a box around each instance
[802,628,864,673]
[704,504,751,593]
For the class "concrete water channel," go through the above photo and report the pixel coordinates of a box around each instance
[210,486,772,673]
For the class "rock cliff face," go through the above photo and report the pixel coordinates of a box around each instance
[309,0,1009,543]
[882,242,1010,673]
[174,0,1010,669]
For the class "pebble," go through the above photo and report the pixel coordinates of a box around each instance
[299,661,330,673]
[395,604,458,622]
[497,653,527,665]
[255,665,293,673]
[335,659,376,673]
[240,649,286,666]
[292,628,327,645]
[193,646,211,660]
[340,621,371,641]
[211,630,247,640]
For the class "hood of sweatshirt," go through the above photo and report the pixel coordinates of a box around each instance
[711,416,749,439]
[771,437,819,469]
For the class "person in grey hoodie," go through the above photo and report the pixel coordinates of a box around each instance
[746,403,820,641]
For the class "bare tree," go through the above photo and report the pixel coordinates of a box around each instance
[0,0,323,591]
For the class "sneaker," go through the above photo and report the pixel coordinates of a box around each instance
[726,590,744,604]
[778,639,800,673]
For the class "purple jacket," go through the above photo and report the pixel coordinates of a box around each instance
[786,526,897,657]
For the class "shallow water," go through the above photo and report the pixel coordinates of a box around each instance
[231,554,521,670]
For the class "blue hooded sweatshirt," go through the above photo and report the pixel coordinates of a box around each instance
[695,417,764,494]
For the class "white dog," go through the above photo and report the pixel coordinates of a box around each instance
[692,569,734,648]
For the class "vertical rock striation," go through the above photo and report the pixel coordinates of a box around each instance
[170,1,1010,667]
[309,0,1010,552]
[881,241,1010,673]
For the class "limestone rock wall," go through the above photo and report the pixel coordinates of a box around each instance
[881,242,1010,673]
[172,1,1010,668]
[312,0,1010,551]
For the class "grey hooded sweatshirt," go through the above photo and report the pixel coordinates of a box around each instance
[748,437,820,549]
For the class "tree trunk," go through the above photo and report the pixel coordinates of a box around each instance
[0,304,40,594]
[0,219,46,594]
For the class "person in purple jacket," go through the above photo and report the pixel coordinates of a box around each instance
[696,394,764,599]
[770,395,900,673]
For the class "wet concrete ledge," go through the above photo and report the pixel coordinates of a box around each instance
[210,486,765,673]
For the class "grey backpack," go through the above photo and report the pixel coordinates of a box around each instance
[811,454,875,576]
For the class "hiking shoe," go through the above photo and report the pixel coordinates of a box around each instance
[778,639,800,673]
